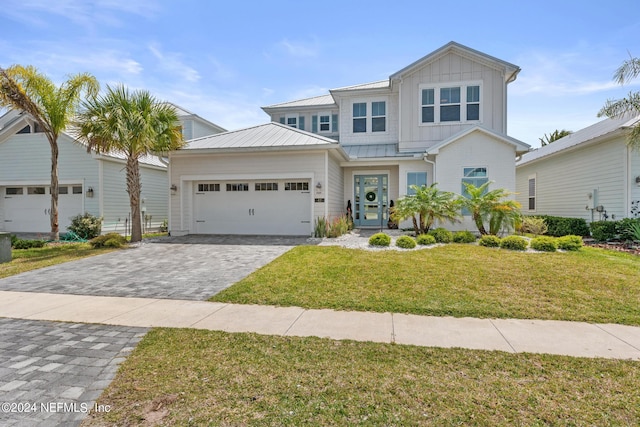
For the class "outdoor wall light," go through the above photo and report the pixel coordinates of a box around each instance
[170,184,178,192]
[86,187,94,198]
[635,176,640,185]
[316,182,322,189]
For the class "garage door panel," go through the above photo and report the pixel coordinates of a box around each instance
[194,180,311,235]
[3,186,83,233]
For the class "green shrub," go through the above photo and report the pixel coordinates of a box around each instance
[617,218,640,241]
[521,216,548,236]
[590,221,617,242]
[530,236,557,252]
[12,239,46,249]
[67,212,103,240]
[368,233,391,247]
[416,234,436,245]
[557,235,584,251]
[314,217,327,238]
[452,230,476,243]
[395,235,416,249]
[539,215,590,237]
[500,235,528,251]
[89,233,127,248]
[428,227,452,243]
[478,235,501,247]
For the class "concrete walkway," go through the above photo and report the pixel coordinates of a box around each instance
[1,290,639,360]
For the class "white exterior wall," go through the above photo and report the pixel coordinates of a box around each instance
[192,119,222,139]
[169,150,327,235]
[0,133,99,232]
[435,133,516,231]
[516,137,630,222]
[327,152,345,218]
[398,51,507,152]
[336,92,399,145]
[272,110,340,140]
[631,147,640,213]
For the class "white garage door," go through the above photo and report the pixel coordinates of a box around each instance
[3,185,83,233]
[193,180,311,235]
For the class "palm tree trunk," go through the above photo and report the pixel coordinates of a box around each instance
[473,212,488,235]
[48,136,59,241]
[126,156,143,243]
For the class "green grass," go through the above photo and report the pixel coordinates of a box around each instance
[0,242,116,279]
[212,244,640,325]
[83,329,640,426]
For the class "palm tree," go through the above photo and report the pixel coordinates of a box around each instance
[391,183,461,235]
[598,54,640,149]
[539,129,572,146]
[460,181,521,235]
[0,65,99,240]
[75,85,185,242]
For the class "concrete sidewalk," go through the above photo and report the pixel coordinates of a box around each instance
[1,290,639,360]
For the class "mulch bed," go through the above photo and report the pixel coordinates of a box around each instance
[584,240,640,256]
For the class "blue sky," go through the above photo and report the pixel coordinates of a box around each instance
[1,0,639,147]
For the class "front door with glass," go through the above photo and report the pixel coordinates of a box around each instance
[354,175,388,227]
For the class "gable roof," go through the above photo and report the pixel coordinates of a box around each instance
[426,126,531,155]
[181,122,341,151]
[516,115,640,166]
[262,94,336,110]
[330,80,390,93]
[390,41,521,83]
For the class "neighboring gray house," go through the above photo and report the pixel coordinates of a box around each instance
[516,116,640,222]
[169,42,530,236]
[0,106,225,234]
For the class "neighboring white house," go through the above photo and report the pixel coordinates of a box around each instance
[169,41,530,236]
[516,115,640,223]
[0,105,225,235]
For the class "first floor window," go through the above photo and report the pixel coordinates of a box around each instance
[353,103,367,133]
[528,175,536,211]
[406,172,427,195]
[461,167,488,216]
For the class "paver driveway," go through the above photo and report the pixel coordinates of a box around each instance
[0,235,308,300]
[0,235,306,426]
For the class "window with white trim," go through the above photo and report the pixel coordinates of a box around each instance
[407,172,427,195]
[372,101,386,132]
[286,115,298,128]
[319,113,331,132]
[461,167,488,216]
[353,103,366,133]
[528,175,536,211]
[420,82,481,124]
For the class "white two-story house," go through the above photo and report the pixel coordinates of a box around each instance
[168,42,530,235]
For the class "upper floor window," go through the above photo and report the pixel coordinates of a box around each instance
[353,103,367,133]
[372,101,386,132]
[281,115,305,131]
[420,83,481,124]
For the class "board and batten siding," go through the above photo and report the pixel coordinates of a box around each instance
[398,51,507,152]
[99,159,168,233]
[435,132,516,231]
[169,150,326,234]
[326,151,345,218]
[336,92,400,146]
[516,137,630,222]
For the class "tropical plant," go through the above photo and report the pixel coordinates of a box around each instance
[459,181,521,235]
[626,221,640,242]
[395,235,417,249]
[67,212,103,239]
[598,54,640,149]
[76,85,185,242]
[0,65,99,240]
[539,129,572,146]
[520,216,548,236]
[391,183,460,236]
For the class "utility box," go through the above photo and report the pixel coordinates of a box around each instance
[0,232,11,264]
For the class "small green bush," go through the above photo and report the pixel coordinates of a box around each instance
[368,233,391,247]
[452,230,476,243]
[530,236,557,252]
[12,239,47,249]
[416,234,436,245]
[90,233,127,248]
[479,235,501,247]
[500,235,528,251]
[428,227,452,243]
[539,215,590,237]
[557,235,584,251]
[590,221,617,242]
[521,216,548,236]
[67,212,103,239]
[395,235,416,249]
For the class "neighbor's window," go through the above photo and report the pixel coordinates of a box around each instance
[353,103,367,133]
[461,167,488,216]
[6,187,23,195]
[58,186,69,195]
[421,83,481,124]
[27,186,46,195]
[528,175,536,211]
[72,186,83,194]
[372,101,386,132]
[406,172,427,195]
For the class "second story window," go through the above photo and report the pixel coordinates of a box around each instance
[372,101,386,132]
[319,114,331,132]
[420,83,481,124]
[353,103,367,133]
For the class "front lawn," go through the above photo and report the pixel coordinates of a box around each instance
[83,329,640,426]
[212,244,640,325]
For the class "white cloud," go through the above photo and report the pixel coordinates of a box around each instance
[277,38,319,58]
[149,44,200,83]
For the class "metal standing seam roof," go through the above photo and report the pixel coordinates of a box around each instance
[262,94,336,109]
[342,143,422,159]
[330,80,390,92]
[516,115,640,166]
[183,122,339,150]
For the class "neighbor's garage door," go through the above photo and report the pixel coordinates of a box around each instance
[193,180,311,235]
[3,185,83,233]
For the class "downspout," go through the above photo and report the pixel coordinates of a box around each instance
[626,144,631,217]
[423,155,436,185]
